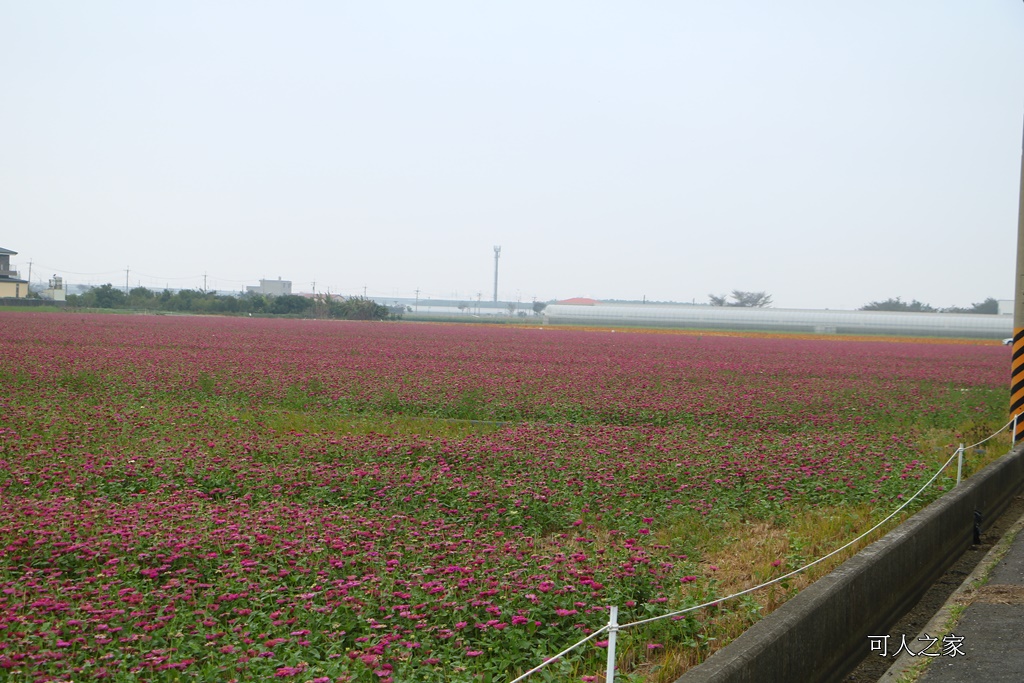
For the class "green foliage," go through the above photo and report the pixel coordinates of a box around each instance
[451,387,487,420]
[245,292,268,313]
[860,297,936,312]
[56,370,102,392]
[270,294,314,315]
[65,285,325,318]
[708,290,773,307]
[128,286,156,308]
[862,297,1001,314]
[196,371,217,395]
[320,295,394,321]
[80,283,126,308]
[943,297,999,315]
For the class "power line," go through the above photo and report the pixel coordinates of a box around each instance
[31,263,123,277]
[132,271,205,281]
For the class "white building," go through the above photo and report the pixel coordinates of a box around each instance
[246,277,292,296]
[40,275,66,302]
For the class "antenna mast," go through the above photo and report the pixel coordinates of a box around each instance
[493,246,501,302]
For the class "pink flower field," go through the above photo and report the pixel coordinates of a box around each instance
[0,313,1010,682]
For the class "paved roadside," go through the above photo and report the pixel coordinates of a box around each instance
[878,508,1024,683]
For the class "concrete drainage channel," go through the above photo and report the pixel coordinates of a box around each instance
[876,504,1024,682]
[674,445,1024,683]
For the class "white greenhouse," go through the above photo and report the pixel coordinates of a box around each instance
[541,303,1012,340]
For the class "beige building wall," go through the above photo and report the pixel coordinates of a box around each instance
[0,280,27,298]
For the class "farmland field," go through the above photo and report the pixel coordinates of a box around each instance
[0,313,1012,682]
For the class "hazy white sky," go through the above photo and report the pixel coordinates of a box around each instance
[2,1,1022,309]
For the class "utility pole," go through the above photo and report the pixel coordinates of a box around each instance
[27,260,32,295]
[493,246,501,302]
[415,287,420,312]
[125,266,130,294]
[1012,110,1024,444]
[203,272,208,293]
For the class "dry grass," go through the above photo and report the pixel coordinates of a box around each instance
[610,504,912,681]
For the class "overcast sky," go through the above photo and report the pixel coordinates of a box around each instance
[2,1,1023,309]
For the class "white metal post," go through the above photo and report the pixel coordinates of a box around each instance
[605,606,618,683]
[956,444,964,487]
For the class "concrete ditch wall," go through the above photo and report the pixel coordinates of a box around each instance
[676,445,1024,683]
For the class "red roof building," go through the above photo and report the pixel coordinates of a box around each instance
[556,297,600,306]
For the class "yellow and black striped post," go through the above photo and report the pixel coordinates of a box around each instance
[1014,322,1024,442]
[1013,114,1024,445]
[1013,333,1024,443]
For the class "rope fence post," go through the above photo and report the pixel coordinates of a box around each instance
[956,443,964,486]
[605,606,618,683]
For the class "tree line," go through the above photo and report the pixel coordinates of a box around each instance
[859,297,999,314]
[705,290,1001,314]
[66,284,398,320]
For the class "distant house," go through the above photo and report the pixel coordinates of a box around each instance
[0,247,29,299]
[246,277,292,296]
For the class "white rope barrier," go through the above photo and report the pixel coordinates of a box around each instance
[507,625,610,683]
[965,418,1012,450]
[508,415,1018,681]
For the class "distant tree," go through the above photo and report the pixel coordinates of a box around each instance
[127,286,156,309]
[328,296,392,321]
[458,302,470,314]
[129,286,154,299]
[92,283,127,309]
[311,293,332,318]
[860,297,936,312]
[532,301,547,315]
[708,290,773,308]
[506,302,517,316]
[733,290,773,307]
[269,294,313,315]
[968,297,999,314]
[943,297,999,315]
[241,293,268,313]
[168,289,204,312]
